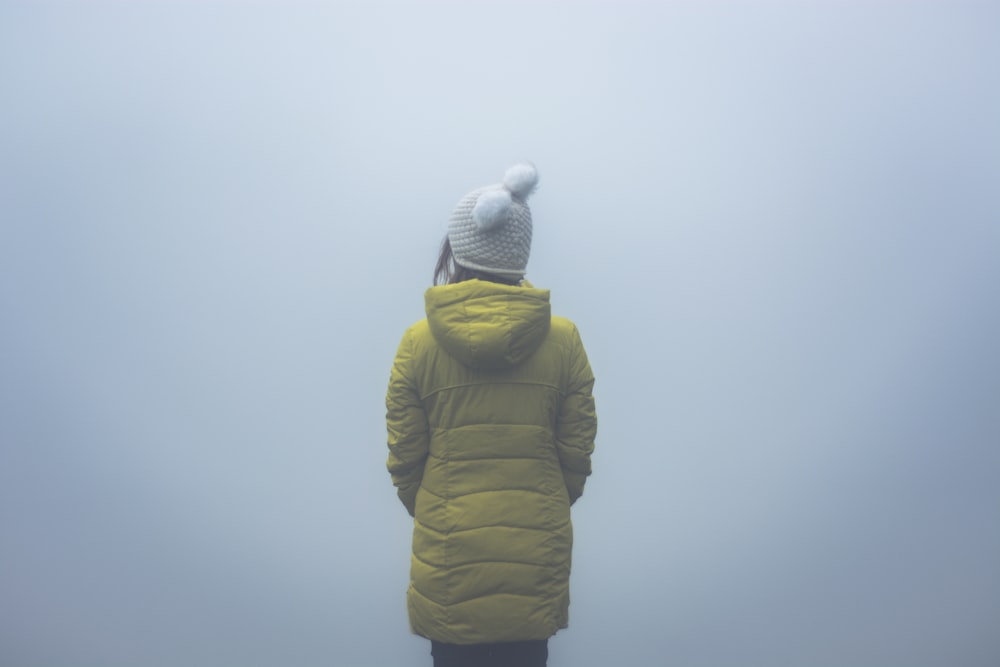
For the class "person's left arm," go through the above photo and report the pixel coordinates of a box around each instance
[385,329,429,517]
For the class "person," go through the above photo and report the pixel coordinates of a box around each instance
[385,162,598,667]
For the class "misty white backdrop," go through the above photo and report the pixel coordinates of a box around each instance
[1,2,998,666]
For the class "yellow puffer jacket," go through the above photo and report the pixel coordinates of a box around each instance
[386,279,597,644]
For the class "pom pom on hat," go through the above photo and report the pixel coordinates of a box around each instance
[503,161,539,200]
[472,190,513,230]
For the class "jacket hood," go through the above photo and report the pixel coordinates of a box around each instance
[425,280,551,370]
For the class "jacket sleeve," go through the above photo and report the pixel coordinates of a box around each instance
[385,329,429,517]
[555,325,597,505]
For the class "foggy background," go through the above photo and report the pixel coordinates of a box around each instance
[2,1,998,666]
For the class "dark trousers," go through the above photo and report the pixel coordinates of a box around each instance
[431,639,548,667]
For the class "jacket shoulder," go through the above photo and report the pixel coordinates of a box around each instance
[405,318,431,338]
[398,319,433,346]
[548,315,583,346]
[392,319,432,366]
[549,315,578,334]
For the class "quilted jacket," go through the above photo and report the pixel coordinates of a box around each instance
[386,279,597,644]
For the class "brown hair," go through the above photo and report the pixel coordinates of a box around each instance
[433,237,521,286]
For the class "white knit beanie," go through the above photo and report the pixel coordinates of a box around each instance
[447,162,539,278]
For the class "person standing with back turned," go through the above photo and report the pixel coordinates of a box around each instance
[386,162,598,667]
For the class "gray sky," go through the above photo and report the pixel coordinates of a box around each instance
[2,2,999,666]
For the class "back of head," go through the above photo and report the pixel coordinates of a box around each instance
[437,162,539,285]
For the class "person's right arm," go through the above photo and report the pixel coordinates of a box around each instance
[555,325,597,505]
